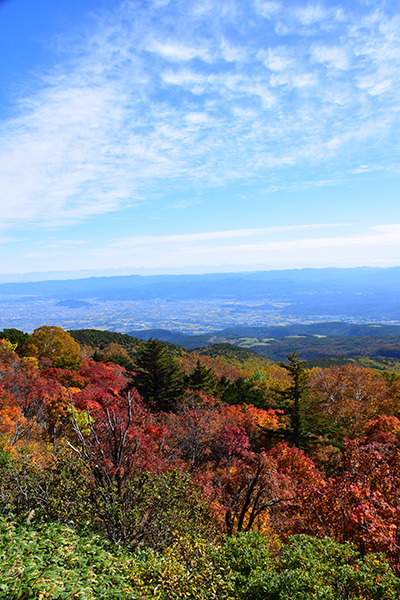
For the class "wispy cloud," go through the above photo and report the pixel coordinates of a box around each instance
[311,45,351,71]
[86,223,400,271]
[0,0,398,231]
[4,222,397,275]
[147,40,211,62]
[111,223,354,248]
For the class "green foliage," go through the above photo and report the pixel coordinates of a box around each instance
[0,448,17,515]
[130,535,234,600]
[123,470,217,551]
[188,359,218,393]
[221,377,266,408]
[133,338,185,411]
[69,328,145,351]
[279,352,310,448]
[5,521,397,600]
[0,517,137,599]
[193,343,273,371]
[221,530,275,590]
[62,468,217,551]
[0,444,214,552]
[307,356,400,375]
[0,447,93,529]
[69,329,185,359]
[93,343,136,371]
[0,328,28,352]
[221,533,400,600]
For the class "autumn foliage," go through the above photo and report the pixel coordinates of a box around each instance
[1,327,400,594]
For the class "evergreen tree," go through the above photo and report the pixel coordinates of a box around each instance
[280,351,310,448]
[133,338,185,411]
[0,328,29,353]
[188,360,218,394]
[221,377,266,407]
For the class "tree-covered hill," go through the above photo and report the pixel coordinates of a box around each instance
[241,334,400,361]
[68,328,187,358]
[191,342,273,370]
[124,322,400,364]
[69,328,145,350]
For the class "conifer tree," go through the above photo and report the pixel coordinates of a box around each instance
[133,338,185,411]
[280,351,309,448]
[188,360,218,394]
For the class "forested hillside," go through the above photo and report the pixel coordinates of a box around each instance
[128,322,400,370]
[1,325,400,598]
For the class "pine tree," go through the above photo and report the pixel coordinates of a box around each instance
[188,360,218,394]
[280,351,309,448]
[133,338,185,411]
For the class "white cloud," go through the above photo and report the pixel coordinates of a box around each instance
[269,70,317,89]
[293,4,328,26]
[42,239,87,249]
[356,73,394,96]
[4,221,397,274]
[254,0,281,19]
[220,37,248,63]
[151,0,172,6]
[81,223,399,272]
[258,47,294,72]
[246,83,276,108]
[312,45,351,71]
[0,0,398,233]
[147,40,211,62]
[111,223,353,248]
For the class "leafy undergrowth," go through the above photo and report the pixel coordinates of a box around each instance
[1,519,399,600]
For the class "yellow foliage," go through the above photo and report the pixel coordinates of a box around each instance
[130,535,231,599]
[28,326,82,369]
[21,356,39,369]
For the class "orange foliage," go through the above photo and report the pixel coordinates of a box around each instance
[178,353,243,382]
[310,364,390,438]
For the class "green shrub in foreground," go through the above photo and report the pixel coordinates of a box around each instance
[0,519,233,600]
[222,532,400,600]
[1,517,399,600]
[0,517,136,599]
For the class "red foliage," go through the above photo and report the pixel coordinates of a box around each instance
[41,367,89,390]
[3,335,400,570]
[293,438,400,573]
[69,388,181,491]
[363,414,400,444]
[71,359,131,412]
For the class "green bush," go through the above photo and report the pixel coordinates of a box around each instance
[130,536,234,600]
[222,533,400,600]
[0,517,136,599]
[2,520,399,600]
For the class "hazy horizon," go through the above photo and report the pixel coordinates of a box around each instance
[0,264,399,285]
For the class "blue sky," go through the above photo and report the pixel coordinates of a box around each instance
[0,0,399,280]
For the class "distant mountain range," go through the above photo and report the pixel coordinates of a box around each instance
[129,322,400,343]
[0,267,398,332]
[0,266,398,303]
